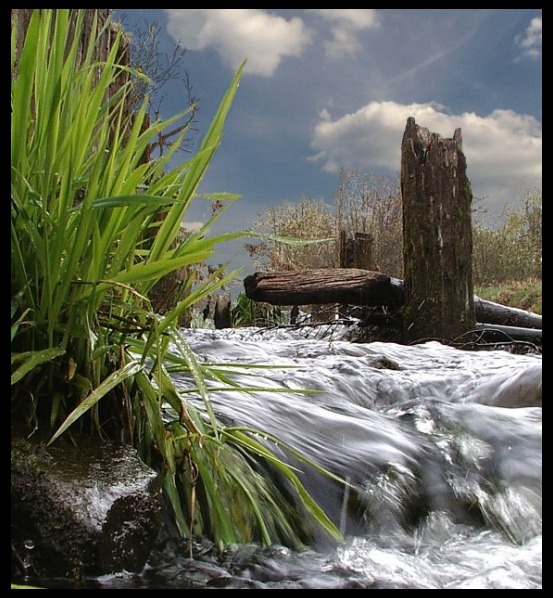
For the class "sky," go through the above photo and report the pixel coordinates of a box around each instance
[112,9,542,291]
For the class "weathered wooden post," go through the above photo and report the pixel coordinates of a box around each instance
[338,230,377,318]
[400,117,475,342]
[214,293,232,329]
[339,231,377,270]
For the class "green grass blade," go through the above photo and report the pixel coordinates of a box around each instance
[11,348,66,385]
[48,361,143,444]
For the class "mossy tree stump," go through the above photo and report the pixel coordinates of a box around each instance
[400,117,475,342]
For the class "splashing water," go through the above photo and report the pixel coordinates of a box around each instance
[40,324,543,589]
[136,324,539,590]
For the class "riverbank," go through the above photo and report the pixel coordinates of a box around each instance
[475,278,542,315]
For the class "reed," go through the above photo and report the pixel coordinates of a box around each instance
[11,9,342,549]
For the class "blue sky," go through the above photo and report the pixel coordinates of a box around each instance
[112,9,541,287]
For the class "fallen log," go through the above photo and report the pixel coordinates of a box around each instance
[243,269,542,330]
[473,297,542,330]
[243,269,405,309]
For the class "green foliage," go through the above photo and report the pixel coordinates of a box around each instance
[472,191,542,284]
[475,279,542,314]
[11,9,343,550]
[232,292,283,327]
[11,7,238,426]
[11,584,44,590]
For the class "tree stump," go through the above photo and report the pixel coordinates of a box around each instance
[400,117,475,342]
[339,230,377,270]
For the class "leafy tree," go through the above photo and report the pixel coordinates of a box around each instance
[333,168,403,276]
[472,189,542,283]
[246,196,336,271]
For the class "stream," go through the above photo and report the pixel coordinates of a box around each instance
[35,322,544,589]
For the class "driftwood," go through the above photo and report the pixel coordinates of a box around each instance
[243,269,542,341]
[244,269,405,309]
[473,297,541,330]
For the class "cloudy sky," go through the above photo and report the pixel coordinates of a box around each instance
[113,9,542,284]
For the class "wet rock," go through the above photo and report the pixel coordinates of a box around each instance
[11,433,161,579]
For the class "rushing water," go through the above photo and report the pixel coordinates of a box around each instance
[32,323,543,589]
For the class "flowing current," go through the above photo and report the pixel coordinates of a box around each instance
[105,323,541,589]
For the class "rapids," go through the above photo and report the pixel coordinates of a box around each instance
[30,323,543,589]
[150,323,540,589]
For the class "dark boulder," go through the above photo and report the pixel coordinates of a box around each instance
[11,432,162,580]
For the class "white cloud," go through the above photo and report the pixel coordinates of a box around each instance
[308,101,542,212]
[164,9,313,76]
[309,9,381,58]
[515,15,542,60]
[181,221,204,234]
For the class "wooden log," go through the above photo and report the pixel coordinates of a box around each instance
[243,269,542,331]
[243,268,405,308]
[474,297,542,330]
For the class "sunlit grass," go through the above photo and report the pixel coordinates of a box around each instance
[475,278,542,315]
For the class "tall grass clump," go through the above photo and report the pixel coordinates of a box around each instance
[11,9,342,549]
